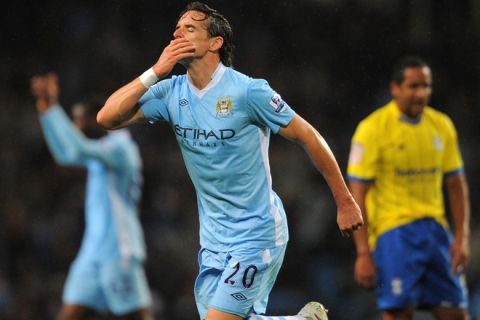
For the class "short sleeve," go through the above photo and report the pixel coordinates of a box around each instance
[245,79,296,133]
[139,78,172,123]
[441,115,464,175]
[347,120,379,183]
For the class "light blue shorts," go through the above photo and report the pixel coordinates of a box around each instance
[63,258,152,315]
[194,245,286,319]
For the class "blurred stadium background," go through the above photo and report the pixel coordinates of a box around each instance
[1,0,479,319]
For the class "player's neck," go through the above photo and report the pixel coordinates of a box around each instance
[187,55,221,90]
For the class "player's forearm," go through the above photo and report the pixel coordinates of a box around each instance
[303,129,354,206]
[447,174,470,240]
[349,181,371,255]
[97,78,148,129]
[41,106,85,164]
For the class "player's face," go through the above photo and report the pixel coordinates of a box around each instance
[173,10,215,64]
[391,66,432,118]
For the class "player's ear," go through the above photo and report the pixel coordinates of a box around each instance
[390,81,399,98]
[209,36,223,52]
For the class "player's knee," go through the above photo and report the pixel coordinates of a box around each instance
[383,307,415,320]
[115,309,154,320]
[57,305,100,320]
[433,308,469,320]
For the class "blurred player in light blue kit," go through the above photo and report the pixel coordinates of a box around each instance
[31,73,154,320]
[97,2,363,320]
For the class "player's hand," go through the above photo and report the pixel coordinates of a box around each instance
[45,72,59,105]
[152,38,196,78]
[31,75,49,112]
[354,253,376,289]
[337,197,363,237]
[450,235,469,274]
[31,73,59,112]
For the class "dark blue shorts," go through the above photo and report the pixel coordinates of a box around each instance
[373,218,468,310]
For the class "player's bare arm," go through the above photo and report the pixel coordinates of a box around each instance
[279,115,363,237]
[446,173,470,274]
[97,38,196,129]
[349,180,376,289]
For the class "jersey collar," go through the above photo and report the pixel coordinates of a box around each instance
[389,100,423,125]
[187,63,227,98]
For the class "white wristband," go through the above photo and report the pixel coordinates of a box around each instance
[139,68,159,88]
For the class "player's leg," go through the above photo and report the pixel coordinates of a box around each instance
[57,304,101,320]
[205,302,328,320]
[199,246,327,320]
[204,246,286,318]
[381,307,415,320]
[432,307,468,320]
[100,259,154,320]
[60,259,108,320]
[113,308,155,320]
[421,221,469,320]
[248,302,328,320]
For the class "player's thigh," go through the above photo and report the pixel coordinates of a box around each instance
[373,221,431,310]
[63,259,108,314]
[209,245,286,318]
[195,249,231,319]
[99,259,152,316]
[206,308,243,320]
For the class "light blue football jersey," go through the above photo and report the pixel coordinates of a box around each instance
[40,106,146,262]
[139,64,296,251]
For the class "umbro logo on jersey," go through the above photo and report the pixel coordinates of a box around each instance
[179,99,189,107]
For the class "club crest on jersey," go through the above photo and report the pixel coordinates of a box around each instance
[216,96,233,117]
[433,135,443,151]
[269,93,287,113]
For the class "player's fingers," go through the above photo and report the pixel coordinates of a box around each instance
[352,223,362,231]
[453,255,468,274]
[168,39,195,51]
[451,255,462,274]
[455,264,465,274]
[31,77,47,96]
[175,52,196,61]
[170,37,193,45]
[356,275,373,289]
[341,228,352,238]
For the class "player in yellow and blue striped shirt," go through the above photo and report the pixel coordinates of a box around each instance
[348,56,470,320]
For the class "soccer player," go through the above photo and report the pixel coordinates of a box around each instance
[348,56,470,320]
[97,2,363,320]
[31,73,154,320]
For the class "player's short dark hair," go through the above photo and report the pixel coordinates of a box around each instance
[391,56,430,84]
[180,1,234,67]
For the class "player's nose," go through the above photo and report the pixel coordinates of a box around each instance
[173,28,184,39]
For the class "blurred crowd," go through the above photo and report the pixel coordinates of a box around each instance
[1,0,479,319]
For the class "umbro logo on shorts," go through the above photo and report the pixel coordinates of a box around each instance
[231,292,247,301]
